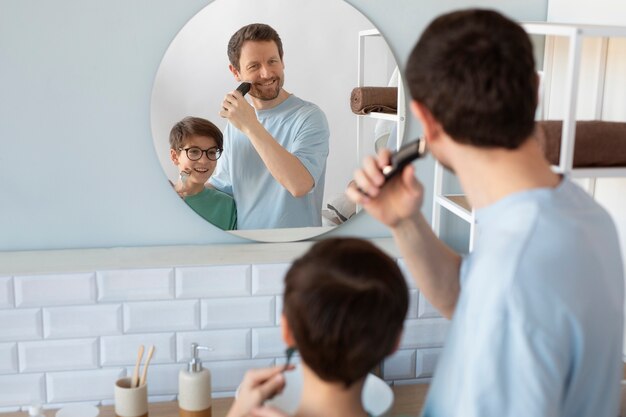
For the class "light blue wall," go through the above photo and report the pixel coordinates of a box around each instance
[0,0,548,251]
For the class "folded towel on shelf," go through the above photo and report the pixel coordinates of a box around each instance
[536,120,626,168]
[350,87,397,115]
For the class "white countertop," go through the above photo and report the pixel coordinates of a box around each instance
[0,238,400,276]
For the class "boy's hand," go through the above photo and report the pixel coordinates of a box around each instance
[174,170,191,198]
[226,366,291,417]
[346,149,424,229]
[250,406,292,417]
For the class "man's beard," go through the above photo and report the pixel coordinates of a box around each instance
[250,77,283,101]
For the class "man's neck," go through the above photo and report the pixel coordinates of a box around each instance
[450,137,561,210]
[295,365,368,417]
[250,88,291,110]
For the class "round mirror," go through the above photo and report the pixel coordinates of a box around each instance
[151,0,405,242]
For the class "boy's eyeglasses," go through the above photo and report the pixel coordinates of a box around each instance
[179,147,222,161]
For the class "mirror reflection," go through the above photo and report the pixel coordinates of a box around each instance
[151,0,404,241]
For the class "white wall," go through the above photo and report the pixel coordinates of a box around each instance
[0,0,548,251]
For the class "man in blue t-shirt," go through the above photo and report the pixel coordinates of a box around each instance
[347,8,624,417]
[210,23,329,230]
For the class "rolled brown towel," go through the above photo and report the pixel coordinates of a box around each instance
[350,87,397,115]
[536,120,626,168]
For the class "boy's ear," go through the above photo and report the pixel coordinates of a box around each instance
[170,148,179,165]
[280,314,296,347]
[228,64,241,82]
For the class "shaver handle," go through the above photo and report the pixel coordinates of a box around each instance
[236,82,251,96]
[382,138,426,181]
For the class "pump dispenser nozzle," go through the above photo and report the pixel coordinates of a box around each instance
[188,342,214,372]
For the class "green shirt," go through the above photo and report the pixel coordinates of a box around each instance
[184,188,237,230]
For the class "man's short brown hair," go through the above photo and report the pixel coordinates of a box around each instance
[406,9,538,149]
[169,116,223,151]
[227,23,284,71]
[283,238,408,387]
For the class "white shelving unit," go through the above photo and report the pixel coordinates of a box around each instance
[356,29,406,163]
[431,22,626,252]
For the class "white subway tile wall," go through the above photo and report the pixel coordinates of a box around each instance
[123,300,200,333]
[43,304,122,339]
[0,343,18,374]
[0,257,446,408]
[18,338,98,372]
[0,373,45,407]
[251,327,285,358]
[101,333,176,366]
[176,330,251,362]
[416,348,443,378]
[251,264,290,295]
[176,265,250,298]
[383,349,417,380]
[0,277,14,309]
[97,269,175,302]
[14,273,96,307]
[200,297,274,329]
[0,309,43,342]
[45,368,125,403]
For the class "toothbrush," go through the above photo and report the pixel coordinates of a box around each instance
[180,170,190,185]
[139,345,155,387]
[131,345,144,388]
[282,347,296,372]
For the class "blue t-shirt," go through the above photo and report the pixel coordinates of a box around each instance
[210,95,329,229]
[422,179,624,417]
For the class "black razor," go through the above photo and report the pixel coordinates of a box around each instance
[382,138,427,181]
[236,82,251,96]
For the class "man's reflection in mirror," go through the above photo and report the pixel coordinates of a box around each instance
[169,117,237,230]
[209,23,330,230]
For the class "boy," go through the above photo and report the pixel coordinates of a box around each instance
[170,116,237,230]
[227,238,409,417]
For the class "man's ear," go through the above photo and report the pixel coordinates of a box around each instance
[410,100,442,145]
[170,148,179,165]
[228,64,241,82]
[280,314,296,347]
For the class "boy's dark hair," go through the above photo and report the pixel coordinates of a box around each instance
[169,116,223,151]
[227,23,284,71]
[406,9,538,149]
[283,238,408,387]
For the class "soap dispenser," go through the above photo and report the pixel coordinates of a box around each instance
[179,342,213,417]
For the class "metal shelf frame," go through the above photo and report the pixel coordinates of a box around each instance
[431,21,626,253]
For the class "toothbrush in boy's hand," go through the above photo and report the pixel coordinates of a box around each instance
[176,170,191,197]
[282,347,296,372]
[180,170,190,185]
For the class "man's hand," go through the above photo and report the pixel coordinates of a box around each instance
[220,89,259,133]
[226,366,290,417]
[346,148,424,229]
